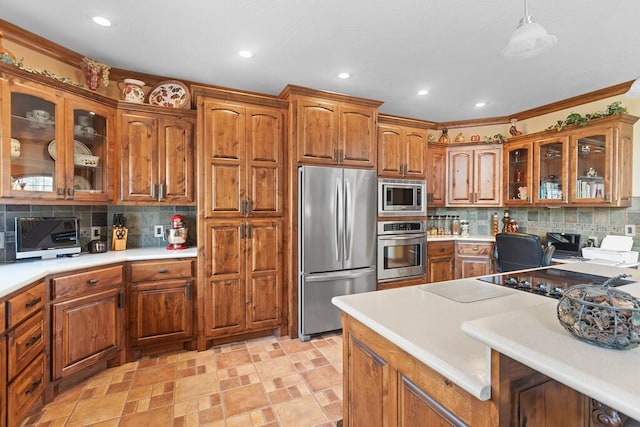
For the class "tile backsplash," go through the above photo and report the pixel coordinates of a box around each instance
[432,196,640,251]
[0,204,196,263]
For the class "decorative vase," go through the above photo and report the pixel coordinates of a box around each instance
[438,128,450,144]
[118,79,146,103]
[80,57,110,91]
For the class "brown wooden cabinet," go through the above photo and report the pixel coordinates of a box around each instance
[201,219,282,343]
[377,116,428,179]
[455,241,494,279]
[199,100,284,218]
[0,335,5,427]
[4,280,46,427]
[49,265,125,386]
[447,144,502,206]
[128,259,195,358]
[1,74,115,203]
[427,240,455,283]
[118,106,195,204]
[426,144,447,207]
[508,114,637,208]
[282,85,382,168]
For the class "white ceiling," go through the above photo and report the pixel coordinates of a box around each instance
[2,0,640,122]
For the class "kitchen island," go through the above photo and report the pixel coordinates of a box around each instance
[333,262,640,426]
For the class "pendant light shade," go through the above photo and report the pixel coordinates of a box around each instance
[503,0,557,59]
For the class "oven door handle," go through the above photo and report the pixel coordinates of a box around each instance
[379,235,426,242]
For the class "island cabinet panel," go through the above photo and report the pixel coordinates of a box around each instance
[343,314,497,427]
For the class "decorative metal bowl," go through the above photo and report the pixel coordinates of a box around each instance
[557,274,640,350]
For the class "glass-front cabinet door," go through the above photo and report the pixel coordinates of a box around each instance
[569,126,611,204]
[66,96,113,202]
[504,141,532,205]
[533,136,569,205]
[3,78,64,199]
[2,77,113,202]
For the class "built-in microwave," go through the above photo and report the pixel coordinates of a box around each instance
[378,178,426,216]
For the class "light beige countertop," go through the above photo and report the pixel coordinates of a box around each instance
[0,247,197,299]
[333,262,640,419]
[426,234,495,242]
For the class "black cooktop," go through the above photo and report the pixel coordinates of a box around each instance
[477,268,635,299]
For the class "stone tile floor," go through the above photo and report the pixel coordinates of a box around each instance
[25,333,343,427]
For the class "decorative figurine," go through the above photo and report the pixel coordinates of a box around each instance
[509,118,523,136]
[454,132,465,143]
[438,127,450,144]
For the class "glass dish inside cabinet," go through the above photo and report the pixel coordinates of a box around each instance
[507,147,529,201]
[575,134,606,200]
[71,109,107,194]
[537,141,565,201]
[10,92,57,192]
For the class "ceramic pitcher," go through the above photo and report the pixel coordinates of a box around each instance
[118,78,145,103]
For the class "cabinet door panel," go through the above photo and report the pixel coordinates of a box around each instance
[427,146,446,206]
[130,280,192,346]
[340,105,376,167]
[475,148,501,204]
[519,380,586,427]
[161,117,194,203]
[205,279,245,336]
[247,220,282,330]
[297,99,337,164]
[203,103,246,217]
[448,151,473,204]
[378,126,402,177]
[347,336,394,427]
[404,130,427,178]
[120,114,158,201]
[399,376,466,427]
[247,107,283,216]
[52,288,123,380]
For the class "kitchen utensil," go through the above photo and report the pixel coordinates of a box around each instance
[557,274,640,350]
[165,226,189,250]
[88,240,107,253]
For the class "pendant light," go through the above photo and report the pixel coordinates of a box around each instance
[503,0,557,59]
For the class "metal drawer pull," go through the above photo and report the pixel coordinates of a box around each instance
[157,269,168,273]
[25,297,41,308]
[88,279,99,284]
[26,333,42,347]
[25,378,42,395]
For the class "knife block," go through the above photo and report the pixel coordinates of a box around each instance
[111,227,128,251]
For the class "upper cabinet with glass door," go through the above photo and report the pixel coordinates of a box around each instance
[503,140,533,205]
[532,136,569,205]
[1,75,114,203]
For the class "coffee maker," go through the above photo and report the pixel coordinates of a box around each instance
[166,214,189,250]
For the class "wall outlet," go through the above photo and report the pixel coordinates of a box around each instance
[154,225,164,238]
[625,224,636,237]
[587,236,598,247]
[91,226,101,241]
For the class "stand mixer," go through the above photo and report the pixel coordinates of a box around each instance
[166,214,189,250]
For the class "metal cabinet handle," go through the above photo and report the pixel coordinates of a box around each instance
[157,269,168,274]
[25,297,41,308]
[88,279,99,285]
[151,184,157,199]
[25,333,42,348]
[186,281,191,299]
[25,378,42,395]
[158,184,165,200]
[334,148,339,162]
[246,200,252,215]
[247,223,252,239]
[57,188,65,196]
[240,223,245,239]
[67,187,74,196]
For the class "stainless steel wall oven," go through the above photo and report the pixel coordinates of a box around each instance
[377,220,426,282]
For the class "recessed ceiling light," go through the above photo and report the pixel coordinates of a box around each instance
[338,72,351,79]
[417,89,429,96]
[238,50,253,58]
[92,16,111,27]
[475,102,487,108]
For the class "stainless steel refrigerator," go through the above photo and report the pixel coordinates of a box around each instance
[298,165,377,341]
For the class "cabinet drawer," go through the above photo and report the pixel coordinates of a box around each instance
[456,242,493,256]
[427,241,454,256]
[51,265,123,299]
[8,311,44,381]
[130,259,193,282]
[7,281,45,328]
[8,352,45,427]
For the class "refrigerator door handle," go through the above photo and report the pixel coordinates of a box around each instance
[335,177,341,262]
[303,267,376,282]
[344,178,352,262]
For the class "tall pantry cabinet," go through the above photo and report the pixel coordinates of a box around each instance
[194,86,287,349]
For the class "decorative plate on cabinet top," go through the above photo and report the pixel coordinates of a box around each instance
[147,80,190,108]
[48,140,92,160]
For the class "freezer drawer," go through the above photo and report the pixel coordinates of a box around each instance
[299,267,376,340]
